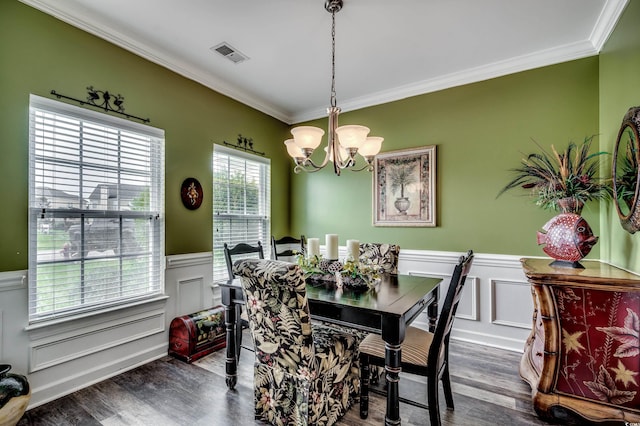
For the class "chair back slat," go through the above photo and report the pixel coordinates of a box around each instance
[271,235,306,260]
[427,250,474,375]
[223,241,264,278]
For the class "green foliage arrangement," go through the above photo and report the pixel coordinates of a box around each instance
[497,136,612,213]
[295,252,382,290]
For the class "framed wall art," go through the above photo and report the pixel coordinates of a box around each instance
[181,177,203,210]
[373,145,436,227]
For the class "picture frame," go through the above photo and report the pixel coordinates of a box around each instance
[181,177,203,210]
[373,145,436,227]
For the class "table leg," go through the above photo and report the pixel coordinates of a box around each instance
[224,300,238,390]
[235,304,243,361]
[427,293,439,333]
[384,341,402,426]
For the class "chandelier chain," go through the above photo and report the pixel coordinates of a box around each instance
[330,7,337,108]
[285,0,382,175]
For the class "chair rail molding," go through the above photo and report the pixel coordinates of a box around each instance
[166,251,212,269]
[0,270,27,292]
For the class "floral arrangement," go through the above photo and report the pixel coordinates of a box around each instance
[295,252,381,291]
[497,135,612,213]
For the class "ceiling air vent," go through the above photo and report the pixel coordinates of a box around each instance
[210,42,248,64]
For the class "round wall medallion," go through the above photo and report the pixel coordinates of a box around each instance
[181,178,203,210]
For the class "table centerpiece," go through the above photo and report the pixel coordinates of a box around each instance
[295,252,382,292]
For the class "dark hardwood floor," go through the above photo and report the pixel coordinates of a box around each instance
[16,336,558,426]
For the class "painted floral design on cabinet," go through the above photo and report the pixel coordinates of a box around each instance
[554,287,639,409]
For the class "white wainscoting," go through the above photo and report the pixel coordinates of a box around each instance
[397,249,533,352]
[0,249,532,410]
[166,251,217,315]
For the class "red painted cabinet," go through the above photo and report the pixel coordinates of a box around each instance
[520,258,640,423]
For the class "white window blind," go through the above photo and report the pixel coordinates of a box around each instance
[212,144,270,282]
[28,94,165,322]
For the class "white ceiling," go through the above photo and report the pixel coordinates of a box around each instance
[21,0,627,124]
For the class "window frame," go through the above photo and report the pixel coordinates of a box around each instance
[28,94,165,323]
[212,144,271,283]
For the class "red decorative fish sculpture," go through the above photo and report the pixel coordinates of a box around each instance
[536,213,598,264]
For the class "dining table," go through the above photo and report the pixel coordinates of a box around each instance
[219,273,442,426]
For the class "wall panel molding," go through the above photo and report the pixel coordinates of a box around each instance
[400,249,531,352]
[29,308,165,372]
[406,270,479,321]
[490,278,532,329]
[176,275,205,316]
[30,343,168,408]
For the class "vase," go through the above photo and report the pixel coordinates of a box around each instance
[394,197,410,215]
[557,197,584,215]
[0,364,30,426]
[536,213,598,268]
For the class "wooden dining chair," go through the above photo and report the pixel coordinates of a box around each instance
[223,241,264,279]
[359,242,400,274]
[271,234,306,260]
[232,258,361,426]
[223,241,265,358]
[358,249,474,425]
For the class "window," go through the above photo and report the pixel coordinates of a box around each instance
[28,94,165,322]
[212,144,270,282]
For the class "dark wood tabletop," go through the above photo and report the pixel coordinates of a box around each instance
[304,273,441,333]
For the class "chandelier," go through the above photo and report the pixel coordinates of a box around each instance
[284,0,383,176]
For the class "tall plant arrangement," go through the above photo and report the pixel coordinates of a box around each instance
[497,136,612,213]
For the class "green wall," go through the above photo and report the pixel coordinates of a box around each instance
[599,0,640,271]
[0,1,291,272]
[290,59,601,256]
[4,1,634,273]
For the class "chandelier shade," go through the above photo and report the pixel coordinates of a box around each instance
[335,125,369,149]
[290,126,325,150]
[284,0,383,176]
[284,139,303,158]
[359,137,384,157]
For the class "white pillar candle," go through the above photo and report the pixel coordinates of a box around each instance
[307,238,320,258]
[346,239,359,262]
[326,234,339,260]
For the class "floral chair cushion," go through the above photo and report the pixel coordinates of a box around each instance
[233,259,361,426]
[359,243,400,274]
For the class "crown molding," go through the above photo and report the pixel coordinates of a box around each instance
[590,0,629,51]
[18,0,290,123]
[290,39,599,123]
[21,0,628,126]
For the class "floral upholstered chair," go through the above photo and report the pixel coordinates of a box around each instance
[232,259,361,426]
[359,242,400,274]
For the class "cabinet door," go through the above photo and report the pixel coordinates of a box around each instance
[552,286,640,409]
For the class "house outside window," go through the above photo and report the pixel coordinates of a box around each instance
[212,144,270,282]
[28,95,165,322]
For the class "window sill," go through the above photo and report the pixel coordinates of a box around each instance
[25,294,169,335]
